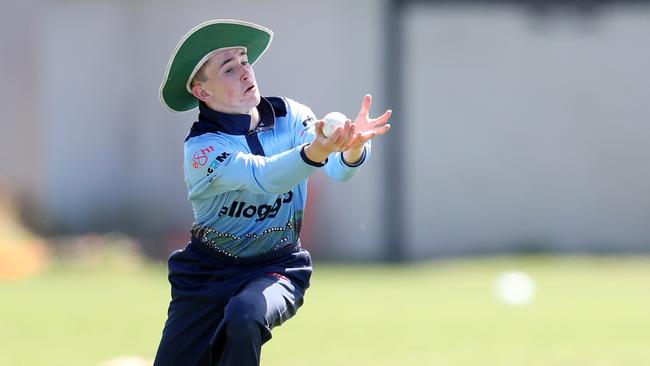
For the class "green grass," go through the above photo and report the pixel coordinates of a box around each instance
[2,256,650,365]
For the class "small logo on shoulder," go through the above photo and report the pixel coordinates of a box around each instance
[302,116,314,128]
[192,146,214,168]
[301,116,315,137]
[206,152,231,175]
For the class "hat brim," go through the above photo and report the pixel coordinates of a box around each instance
[160,19,273,113]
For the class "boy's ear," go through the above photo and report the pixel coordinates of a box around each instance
[191,85,210,101]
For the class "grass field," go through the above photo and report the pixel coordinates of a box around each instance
[2,255,650,366]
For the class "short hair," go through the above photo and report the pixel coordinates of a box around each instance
[190,59,211,87]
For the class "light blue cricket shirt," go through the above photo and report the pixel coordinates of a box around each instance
[183,97,370,258]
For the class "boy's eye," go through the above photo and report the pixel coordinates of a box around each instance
[224,68,233,74]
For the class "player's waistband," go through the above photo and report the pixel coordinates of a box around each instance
[189,228,301,266]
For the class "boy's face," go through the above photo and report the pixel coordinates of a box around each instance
[192,47,260,114]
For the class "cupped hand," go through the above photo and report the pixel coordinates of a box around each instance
[303,119,356,163]
[303,94,392,164]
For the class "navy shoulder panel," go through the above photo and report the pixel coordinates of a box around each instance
[266,97,288,117]
[185,121,204,142]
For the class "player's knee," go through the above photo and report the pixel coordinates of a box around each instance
[224,296,263,339]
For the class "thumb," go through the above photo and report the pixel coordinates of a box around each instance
[314,120,326,137]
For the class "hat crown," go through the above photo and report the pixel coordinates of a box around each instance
[160,19,274,113]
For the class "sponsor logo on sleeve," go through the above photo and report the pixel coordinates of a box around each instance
[192,146,214,168]
[206,152,231,175]
[301,116,314,128]
[300,116,315,137]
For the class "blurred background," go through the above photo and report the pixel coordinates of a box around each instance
[1,0,649,365]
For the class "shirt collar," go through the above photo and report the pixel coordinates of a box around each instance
[188,97,276,138]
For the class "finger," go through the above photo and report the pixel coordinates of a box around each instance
[341,123,357,150]
[373,124,391,136]
[355,94,372,121]
[355,131,377,146]
[339,120,355,151]
[314,120,326,137]
[371,110,392,127]
[327,127,342,143]
[345,128,382,150]
[341,120,354,144]
[328,127,347,150]
[324,120,346,142]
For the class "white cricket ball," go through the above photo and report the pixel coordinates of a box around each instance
[494,271,536,306]
[322,112,348,138]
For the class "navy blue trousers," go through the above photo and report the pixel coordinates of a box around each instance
[153,242,312,366]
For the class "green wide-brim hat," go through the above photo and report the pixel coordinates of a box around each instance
[160,19,274,113]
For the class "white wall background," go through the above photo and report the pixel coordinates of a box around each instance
[3,0,388,257]
[1,0,649,259]
[403,3,650,257]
